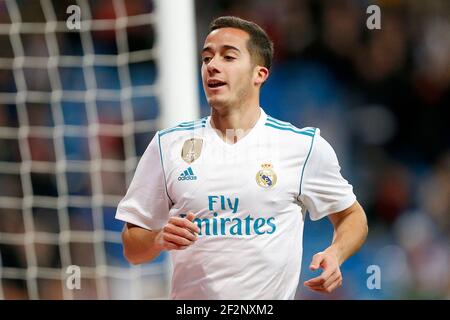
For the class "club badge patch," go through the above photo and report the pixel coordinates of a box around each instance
[256,163,277,189]
[181,138,203,163]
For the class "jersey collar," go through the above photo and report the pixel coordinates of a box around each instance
[205,107,267,148]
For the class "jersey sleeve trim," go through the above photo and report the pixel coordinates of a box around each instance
[157,131,174,205]
[299,127,317,196]
[116,208,167,231]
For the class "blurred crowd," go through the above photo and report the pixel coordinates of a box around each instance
[0,0,449,299]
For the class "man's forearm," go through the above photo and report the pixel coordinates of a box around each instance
[326,201,368,265]
[122,223,163,264]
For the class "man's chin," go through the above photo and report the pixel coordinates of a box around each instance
[207,96,229,109]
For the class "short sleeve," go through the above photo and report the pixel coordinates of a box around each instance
[298,131,356,221]
[115,132,171,230]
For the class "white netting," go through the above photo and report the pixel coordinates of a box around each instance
[0,0,172,299]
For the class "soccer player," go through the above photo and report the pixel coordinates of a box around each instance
[116,16,368,299]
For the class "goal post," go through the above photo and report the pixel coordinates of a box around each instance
[155,0,200,128]
[0,0,200,299]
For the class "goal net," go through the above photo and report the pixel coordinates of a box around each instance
[0,0,198,299]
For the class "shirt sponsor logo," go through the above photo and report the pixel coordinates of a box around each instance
[191,195,277,236]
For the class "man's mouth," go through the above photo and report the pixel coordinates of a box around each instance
[207,80,227,88]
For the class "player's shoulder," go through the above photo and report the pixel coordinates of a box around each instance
[264,114,319,140]
[157,116,208,140]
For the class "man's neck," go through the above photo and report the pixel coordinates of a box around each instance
[210,105,261,144]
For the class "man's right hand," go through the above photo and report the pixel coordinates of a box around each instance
[155,212,200,251]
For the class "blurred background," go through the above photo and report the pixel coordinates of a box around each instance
[0,0,449,299]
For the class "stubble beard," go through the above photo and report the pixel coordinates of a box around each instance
[208,79,253,112]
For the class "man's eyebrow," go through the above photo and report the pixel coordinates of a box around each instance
[221,45,240,53]
[201,46,213,54]
[201,45,241,54]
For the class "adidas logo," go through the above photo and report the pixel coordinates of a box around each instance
[178,167,197,181]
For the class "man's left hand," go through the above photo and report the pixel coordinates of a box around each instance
[304,249,342,293]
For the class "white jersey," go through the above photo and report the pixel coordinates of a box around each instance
[116,108,356,299]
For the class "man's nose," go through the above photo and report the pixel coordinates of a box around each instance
[206,57,220,74]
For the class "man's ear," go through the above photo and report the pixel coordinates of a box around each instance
[254,66,269,86]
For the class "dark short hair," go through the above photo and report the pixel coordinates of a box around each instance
[209,16,274,70]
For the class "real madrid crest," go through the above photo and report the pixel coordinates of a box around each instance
[256,163,277,189]
[181,138,203,163]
